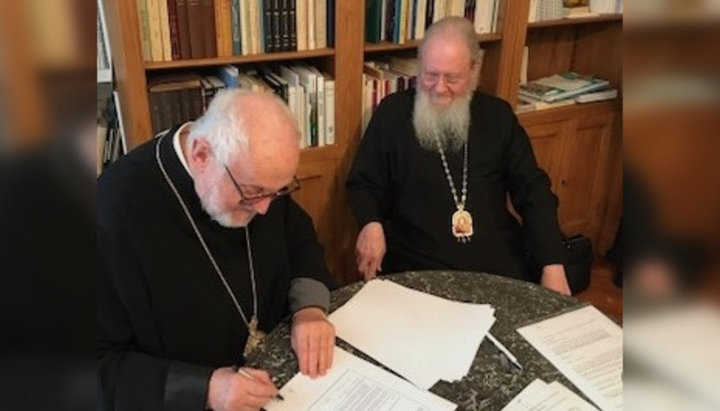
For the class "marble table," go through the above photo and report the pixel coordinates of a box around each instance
[246,270,592,410]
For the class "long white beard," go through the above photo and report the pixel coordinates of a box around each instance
[412,88,472,153]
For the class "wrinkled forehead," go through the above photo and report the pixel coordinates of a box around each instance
[421,34,473,72]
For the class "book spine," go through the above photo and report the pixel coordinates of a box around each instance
[314,0,326,48]
[137,0,153,61]
[289,0,297,50]
[158,0,172,60]
[326,0,333,47]
[281,0,290,51]
[187,0,206,58]
[231,0,241,55]
[264,0,275,52]
[146,0,164,61]
[324,78,335,145]
[202,0,218,57]
[295,0,307,51]
[175,0,192,59]
[167,0,182,59]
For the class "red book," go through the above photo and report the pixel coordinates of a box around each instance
[201,0,217,58]
[175,0,192,59]
[187,0,206,58]
[167,0,181,59]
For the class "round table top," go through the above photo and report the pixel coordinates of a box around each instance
[246,270,590,410]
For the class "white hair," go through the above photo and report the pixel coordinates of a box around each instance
[186,89,249,166]
[418,16,482,67]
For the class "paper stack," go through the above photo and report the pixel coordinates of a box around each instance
[329,279,496,389]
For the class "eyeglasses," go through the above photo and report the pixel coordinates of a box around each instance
[421,72,468,87]
[224,165,300,205]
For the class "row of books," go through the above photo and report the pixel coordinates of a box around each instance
[517,71,617,112]
[362,57,419,132]
[366,0,499,44]
[138,0,335,62]
[147,64,335,148]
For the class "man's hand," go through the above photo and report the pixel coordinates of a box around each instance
[291,307,335,378]
[206,366,278,411]
[356,222,386,281]
[541,264,571,296]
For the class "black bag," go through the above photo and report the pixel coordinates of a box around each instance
[562,235,593,295]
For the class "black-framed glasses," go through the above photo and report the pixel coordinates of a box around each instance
[224,165,300,205]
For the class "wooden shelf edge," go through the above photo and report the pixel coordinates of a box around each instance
[144,48,336,70]
[528,13,622,28]
[364,32,503,53]
[517,100,621,122]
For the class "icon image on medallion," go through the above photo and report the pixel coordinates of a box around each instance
[452,209,473,240]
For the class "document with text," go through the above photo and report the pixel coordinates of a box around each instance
[502,379,597,410]
[264,346,456,411]
[517,306,622,411]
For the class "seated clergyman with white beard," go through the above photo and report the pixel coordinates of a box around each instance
[346,16,571,295]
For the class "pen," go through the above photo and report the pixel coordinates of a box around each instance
[487,333,523,370]
[233,365,285,401]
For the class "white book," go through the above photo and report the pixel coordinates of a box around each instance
[295,0,307,51]
[528,0,538,22]
[279,66,308,147]
[146,0,164,61]
[158,0,172,60]
[292,65,318,146]
[415,0,428,39]
[398,0,408,44]
[307,0,316,49]
[322,73,335,145]
[248,0,259,54]
[432,0,446,23]
[490,0,499,32]
[136,0,152,61]
[520,46,529,85]
[447,0,464,16]
[362,74,373,134]
[314,0,326,48]
[239,0,251,55]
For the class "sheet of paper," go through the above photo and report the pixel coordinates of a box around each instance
[328,279,495,389]
[264,346,456,411]
[502,379,598,411]
[517,306,622,411]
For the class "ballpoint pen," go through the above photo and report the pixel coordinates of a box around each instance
[233,365,285,401]
[487,332,523,370]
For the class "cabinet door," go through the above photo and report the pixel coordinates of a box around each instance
[557,111,614,240]
[525,119,570,194]
[291,158,340,278]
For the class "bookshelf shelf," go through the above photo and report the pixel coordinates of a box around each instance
[364,33,503,53]
[528,14,622,29]
[145,48,336,71]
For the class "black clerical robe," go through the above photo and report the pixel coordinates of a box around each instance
[347,89,563,280]
[98,126,333,410]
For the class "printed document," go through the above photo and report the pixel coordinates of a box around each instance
[264,346,456,411]
[502,379,597,410]
[517,306,622,411]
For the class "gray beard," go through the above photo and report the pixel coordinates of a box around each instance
[412,89,471,153]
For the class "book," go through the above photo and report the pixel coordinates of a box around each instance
[575,88,618,103]
[202,0,218,57]
[146,0,164,61]
[167,0,182,59]
[158,0,172,60]
[314,0,327,49]
[136,0,153,61]
[296,0,307,51]
[231,0,242,55]
[519,72,610,103]
[175,0,192,59]
[366,0,383,43]
[187,0,206,58]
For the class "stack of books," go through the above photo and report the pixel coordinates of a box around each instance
[517,71,615,112]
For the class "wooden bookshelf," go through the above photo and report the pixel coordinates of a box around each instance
[103,0,623,284]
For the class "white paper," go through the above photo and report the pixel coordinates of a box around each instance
[264,346,456,411]
[328,279,495,388]
[517,306,623,411]
[502,379,598,411]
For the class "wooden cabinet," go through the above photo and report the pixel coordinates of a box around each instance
[521,103,620,254]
